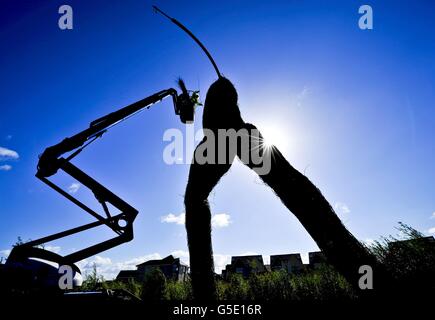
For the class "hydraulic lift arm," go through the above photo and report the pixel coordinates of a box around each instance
[8,84,197,268]
[5,5,214,290]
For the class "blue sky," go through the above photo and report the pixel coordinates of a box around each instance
[1,0,434,278]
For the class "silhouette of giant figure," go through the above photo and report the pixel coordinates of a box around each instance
[185,77,381,301]
[150,5,384,302]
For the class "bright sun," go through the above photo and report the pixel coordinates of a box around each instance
[260,125,288,152]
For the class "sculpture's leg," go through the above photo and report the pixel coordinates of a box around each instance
[184,140,233,301]
[240,124,385,291]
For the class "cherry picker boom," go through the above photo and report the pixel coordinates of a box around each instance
[3,4,219,293]
[5,82,198,288]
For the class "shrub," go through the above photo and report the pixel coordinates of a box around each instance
[102,278,142,298]
[80,263,104,291]
[141,268,167,301]
[164,279,193,300]
[218,273,250,300]
[248,270,293,300]
[290,266,355,302]
[369,222,435,293]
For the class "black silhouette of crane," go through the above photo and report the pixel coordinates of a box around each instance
[5,81,198,288]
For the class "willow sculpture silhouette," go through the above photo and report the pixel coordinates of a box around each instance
[153,6,384,302]
[185,78,383,301]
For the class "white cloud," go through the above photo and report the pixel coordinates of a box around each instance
[120,253,162,268]
[211,213,232,228]
[171,250,189,259]
[68,182,81,194]
[161,212,232,228]
[93,256,112,266]
[334,202,350,217]
[296,86,310,107]
[161,213,185,225]
[77,256,115,279]
[298,86,309,97]
[0,146,19,160]
[170,250,190,265]
[428,227,435,235]
[0,146,18,172]
[0,249,11,258]
[0,164,12,171]
[430,212,435,219]
[213,254,231,274]
[44,245,61,254]
[77,253,162,280]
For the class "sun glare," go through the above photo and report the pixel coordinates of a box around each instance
[260,125,288,152]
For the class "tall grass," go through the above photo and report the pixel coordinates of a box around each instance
[368,222,435,293]
[97,267,354,301]
[84,223,434,301]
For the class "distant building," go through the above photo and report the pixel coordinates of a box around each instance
[116,270,138,282]
[222,255,266,279]
[270,253,304,274]
[221,251,331,278]
[308,251,327,269]
[116,255,189,283]
[136,255,189,281]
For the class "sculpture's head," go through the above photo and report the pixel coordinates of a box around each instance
[203,77,243,130]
